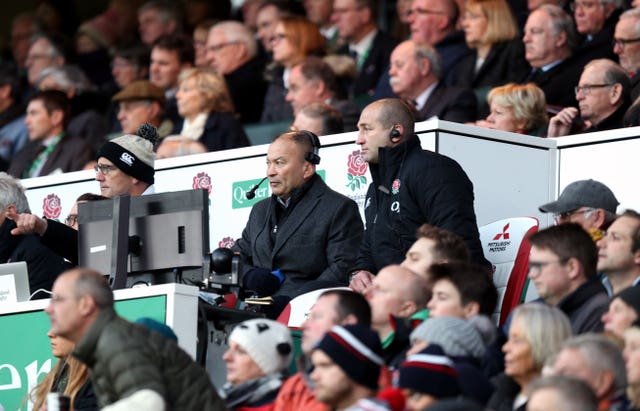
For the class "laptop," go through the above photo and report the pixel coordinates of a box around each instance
[0,261,30,304]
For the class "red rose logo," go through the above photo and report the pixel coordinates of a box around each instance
[42,194,61,219]
[391,179,401,195]
[347,150,368,176]
[192,172,212,195]
[218,236,235,249]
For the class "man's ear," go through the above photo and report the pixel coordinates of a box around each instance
[609,83,623,105]
[50,109,64,129]
[78,294,96,316]
[463,301,480,318]
[565,257,582,280]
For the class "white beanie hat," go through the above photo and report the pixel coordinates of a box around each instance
[229,319,293,375]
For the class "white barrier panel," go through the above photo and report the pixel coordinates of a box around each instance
[21,120,640,250]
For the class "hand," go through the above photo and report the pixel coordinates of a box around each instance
[5,210,48,236]
[547,107,580,137]
[349,270,374,294]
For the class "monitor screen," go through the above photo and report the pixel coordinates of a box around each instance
[77,189,210,286]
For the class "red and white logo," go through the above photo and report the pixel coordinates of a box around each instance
[42,194,62,219]
[493,223,510,241]
[192,172,212,195]
[218,236,235,249]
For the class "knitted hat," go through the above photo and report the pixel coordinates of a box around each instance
[314,324,383,390]
[614,286,640,323]
[539,179,619,214]
[410,317,486,360]
[397,344,460,398]
[97,123,158,184]
[228,318,293,375]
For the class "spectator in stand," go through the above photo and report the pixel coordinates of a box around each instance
[487,303,573,411]
[64,193,107,230]
[111,44,151,91]
[256,1,293,54]
[37,65,110,151]
[0,65,28,171]
[597,210,640,296]
[332,0,397,100]
[390,0,412,41]
[526,376,598,411]
[29,331,97,410]
[602,286,640,339]
[547,59,631,137]
[285,56,360,130]
[455,0,530,118]
[10,13,39,70]
[388,40,477,123]
[261,16,326,123]
[149,34,194,125]
[550,333,628,411]
[478,83,548,135]
[528,223,610,334]
[112,80,173,139]
[207,21,267,124]
[193,20,216,67]
[304,0,339,51]
[539,179,619,242]
[25,32,69,88]
[614,9,640,102]
[8,90,94,179]
[624,326,640,410]
[519,5,583,110]
[173,68,249,152]
[572,0,622,64]
[138,0,184,46]
[221,319,293,410]
[291,102,344,136]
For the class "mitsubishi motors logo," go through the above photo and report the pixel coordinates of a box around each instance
[493,223,510,240]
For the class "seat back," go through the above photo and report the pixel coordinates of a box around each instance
[479,217,539,325]
[276,287,351,330]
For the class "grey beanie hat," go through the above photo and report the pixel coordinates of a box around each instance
[410,317,486,359]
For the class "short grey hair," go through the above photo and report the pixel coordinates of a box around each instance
[538,4,578,52]
[511,303,573,370]
[211,21,257,58]
[0,172,30,213]
[558,333,627,394]
[414,43,443,80]
[529,376,598,411]
[37,65,93,93]
[619,7,640,37]
[73,268,114,309]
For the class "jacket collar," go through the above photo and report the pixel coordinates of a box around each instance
[371,134,421,186]
[74,307,118,366]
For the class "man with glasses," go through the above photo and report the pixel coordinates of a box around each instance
[614,8,640,101]
[528,223,609,333]
[206,21,267,123]
[539,178,619,241]
[547,59,630,136]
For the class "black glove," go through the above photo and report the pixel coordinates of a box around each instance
[242,268,283,296]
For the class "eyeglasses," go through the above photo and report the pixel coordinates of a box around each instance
[65,214,78,227]
[528,259,569,273]
[574,84,613,95]
[553,208,594,223]
[612,37,640,49]
[570,0,601,11]
[269,33,288,43]
[207,41,238,53]
[408,7,447,17]
[94,164,117,176]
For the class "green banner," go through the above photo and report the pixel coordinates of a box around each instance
[0,295,167,410]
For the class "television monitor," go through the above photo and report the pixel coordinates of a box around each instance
[77,189,210,287]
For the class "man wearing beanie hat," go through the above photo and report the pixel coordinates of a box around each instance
[222,318,293,409]
[311,324,384,410]
[539,179,619,241]
[397,344,461,411]
[597,210,640,295]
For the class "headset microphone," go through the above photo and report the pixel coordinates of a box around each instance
[245,176,268,200]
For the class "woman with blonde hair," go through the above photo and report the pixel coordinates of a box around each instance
[261,15,326,122]
[482,83,548,135]
[487,303,573,411]
[455,0,530,117]
[174,67,249,152]
[29,332,97,410]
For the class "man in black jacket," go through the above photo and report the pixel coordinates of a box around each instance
[349,98,487,292]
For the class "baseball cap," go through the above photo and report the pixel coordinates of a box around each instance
[539,179,619,214]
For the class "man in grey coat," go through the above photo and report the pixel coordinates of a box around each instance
[233,131,363,317]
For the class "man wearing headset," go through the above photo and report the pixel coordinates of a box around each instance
[349,98,487,292]
[233,130,363,317]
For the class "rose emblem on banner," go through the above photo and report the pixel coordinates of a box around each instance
[42,194,62,219]
[391,179,401,195]
[192,172,212,195]
[218,236,236,249]
[346,150,368,191]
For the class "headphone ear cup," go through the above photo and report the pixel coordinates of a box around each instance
[389,127,401,141]
[301,130,321,164]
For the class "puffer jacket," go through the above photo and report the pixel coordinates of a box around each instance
[74,308,227,410]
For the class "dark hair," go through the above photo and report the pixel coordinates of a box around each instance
[0,63,22,102]
[139,0,184,29]
[112,43,151,69]
[298,56,344,99]
[153,33,195,65]
[28,89,72,128]
[429,262,498,316]
[299,102,344,135]
[621,209,640,253]
[76,193,107,202]
[416,224,470,263]
[320,289,372,327]
[31,31,72,62]
[528,223,598,279]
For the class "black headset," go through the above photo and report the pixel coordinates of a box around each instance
[297,130,321,165]
[389,126,401,142]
